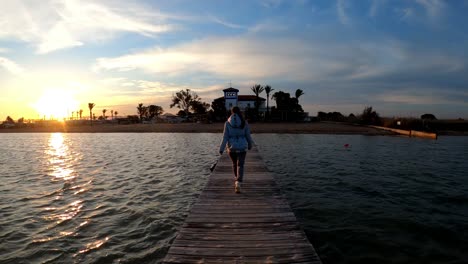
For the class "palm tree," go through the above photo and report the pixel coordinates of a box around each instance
[251,84,264,120]
[71,111,75,120]
[79,109,83,120]
[264,85,274,120]
[111,110,114,120]
[295,89,304,101]
[88,103,95,125]
[102,109,107,120]
[114,111,118,118]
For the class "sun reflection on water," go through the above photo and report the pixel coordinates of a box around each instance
[43,200,83,224]
[46,133,75,181]
[78,237,110,255]
[33,133,89,246]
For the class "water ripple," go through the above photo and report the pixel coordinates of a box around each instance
[0,133,216,263]
[257,134,468,264]
[2,133,467,263]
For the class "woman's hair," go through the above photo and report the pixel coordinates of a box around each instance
[231,106,246,128]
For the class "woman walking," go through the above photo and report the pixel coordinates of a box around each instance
[219,106,254,193]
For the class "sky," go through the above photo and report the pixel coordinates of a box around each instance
[1,0,468,121]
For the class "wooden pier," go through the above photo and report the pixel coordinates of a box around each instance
[163,148,322,263]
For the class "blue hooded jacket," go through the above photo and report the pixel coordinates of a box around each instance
[219,113,253,153]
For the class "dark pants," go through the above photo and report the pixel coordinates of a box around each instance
[228,151,246,182]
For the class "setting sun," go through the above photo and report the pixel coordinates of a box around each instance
[34,90,79,120]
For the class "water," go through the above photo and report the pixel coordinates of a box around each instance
[1,133,467,264]
[255,135,468,264]
[0,133,216,264]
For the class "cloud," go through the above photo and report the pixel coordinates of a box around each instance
[0,0,175,54]
[260,0,283,8]
[369,0,386,17]
[209,16,244,29]
[93,36,330,81]
[397,0,446,25]
[0,48,10,54]
[337,0,351,25]
[376,89,468,106]
[38,23,84,54]
[398,7,415,21]
[97,77,203,98]
[0,57,25,75]
[91,77,222,115]
[248,20,288,33]
[92,34,466,89]
[415,0,445,18]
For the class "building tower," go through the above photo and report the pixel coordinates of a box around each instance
[223,87,239,110]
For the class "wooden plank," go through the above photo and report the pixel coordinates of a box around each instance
[182,222,301,229]
[167,246,315,257]
[162,149,322,263]
[180,225,301,233]
[164,254,320,264]
[176,233,307,241]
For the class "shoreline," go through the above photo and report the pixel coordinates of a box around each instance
[1,122,465,135]
[0,122,395,135]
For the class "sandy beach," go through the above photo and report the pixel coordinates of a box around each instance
[0,122,395,135]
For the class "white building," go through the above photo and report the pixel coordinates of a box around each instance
[221,87,266,112]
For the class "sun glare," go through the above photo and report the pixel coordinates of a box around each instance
[34,90,79,120]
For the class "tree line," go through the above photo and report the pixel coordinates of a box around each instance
[211,84,306,122]
[98,85,306,123]
[2,84,307,125]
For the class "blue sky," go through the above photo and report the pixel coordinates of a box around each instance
[1,0,467,120]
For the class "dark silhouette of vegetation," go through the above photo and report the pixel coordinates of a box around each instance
[359,106,382,125]
[79,109,83,119]
[421,113,437,120]
[148,105,164,119]
[191,101,210,115]
[211,97,228,121]
[264,85,274,121]
[170,89,210,121]
[316,107,381,125]
[88,103,95,125]
[5,116,15,124]
[348,113,358,123]
[317,111,346,122]
[295,89,304,101]
[125,115,140,124]
[135,103,163,122]
[250,84,264,121]
[102,109,107,120]
[137,103,147,122]
[170,89,203,116]
[270,91,305,122]
[170,89,194,116]
[177,110,187,117]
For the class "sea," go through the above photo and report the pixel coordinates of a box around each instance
[0,133,467,264]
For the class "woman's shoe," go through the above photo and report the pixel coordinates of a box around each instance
[235,181,241,193]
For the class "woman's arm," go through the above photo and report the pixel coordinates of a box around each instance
[219,122,229,154]
[245,123,254,150]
